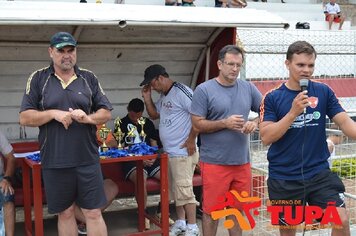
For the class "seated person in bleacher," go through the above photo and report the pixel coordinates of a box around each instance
[215,0,247,8]
[324,0,345,30]
[116,98,173,228]
[165,0,195,6]
[0,131,16,236]
[75,124,119,235]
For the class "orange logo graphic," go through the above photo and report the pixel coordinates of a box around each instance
[308,96,318,108]
[210,191,261,230]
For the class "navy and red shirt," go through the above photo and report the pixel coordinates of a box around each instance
[260,80,344,180]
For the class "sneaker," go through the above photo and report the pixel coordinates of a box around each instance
[77,222,87,235]
[155,212,175,225]
[186,226,200,236]
[169,221,186,236]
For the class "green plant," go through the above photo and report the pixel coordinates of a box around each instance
[331,158,356,178]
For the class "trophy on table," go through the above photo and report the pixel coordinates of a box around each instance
[125,126,137,145]
[137,117,146,143]
[113,117,125,149]
[98,124,111,152]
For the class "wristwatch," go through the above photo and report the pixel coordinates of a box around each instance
[3,176,12,183]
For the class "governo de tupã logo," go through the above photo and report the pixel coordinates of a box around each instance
[210,190,261,230]
[210,191,342,231]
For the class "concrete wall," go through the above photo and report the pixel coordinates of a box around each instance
[0,24,214,141]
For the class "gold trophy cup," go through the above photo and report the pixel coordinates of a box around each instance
[137,117,146,143]
[125,126,137,145]
[98,124,111,152]
[113,117,125,149]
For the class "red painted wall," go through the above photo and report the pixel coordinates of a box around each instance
[196,28,235,86]
[253,78,356,98]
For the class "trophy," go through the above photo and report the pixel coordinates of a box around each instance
[125,126,137,145]
[113,117,125,149]
[137,117,146,143]
[98,124,111,152]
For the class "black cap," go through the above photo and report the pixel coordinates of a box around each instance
[50,32,77,49]
[140,64,168,86]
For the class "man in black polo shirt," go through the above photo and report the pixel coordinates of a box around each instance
[19,32,112,236]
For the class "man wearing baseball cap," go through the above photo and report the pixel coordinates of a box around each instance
[50,31,77,49]
[141,64,200,236]
[20,32,112,236]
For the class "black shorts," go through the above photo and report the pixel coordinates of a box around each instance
[123,159,160,180]
[268,169,345,226]
[42,163,107,214]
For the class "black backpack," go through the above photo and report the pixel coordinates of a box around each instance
[296,22,310,29]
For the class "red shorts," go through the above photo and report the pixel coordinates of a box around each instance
[325,15,341,23]
[200,162,251,213]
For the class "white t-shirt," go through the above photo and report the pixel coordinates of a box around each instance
[155,82,194,157]
[0,132,13,175]
[324,2,341,14]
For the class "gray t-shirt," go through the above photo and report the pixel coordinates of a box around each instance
[156,82,194,157]
[0,132,13,175]
[191,78,262,165]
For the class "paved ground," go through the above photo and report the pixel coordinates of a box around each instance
[15,208,172,236]
[14,195,356,236]
[14,203,212,236]
[13,195,217,236]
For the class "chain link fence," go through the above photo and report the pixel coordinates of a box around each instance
[238,29,356,81]
[238,29,356,235]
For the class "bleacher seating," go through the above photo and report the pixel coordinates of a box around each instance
[246,1,351,30]
[123,0,164,5]
[0,0,353,31]
[193,0,352,30]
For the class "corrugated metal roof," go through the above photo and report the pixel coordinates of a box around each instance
[0,1,290,140]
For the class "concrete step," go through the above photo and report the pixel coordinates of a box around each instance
[288,20,351,30]
[194,0,214,7]
[247,2,323,13]
[247,2,325,21]
[277,11,325,21]
[0,0,118,2]
[195,0,323,8]
[124,0,164,5]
